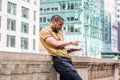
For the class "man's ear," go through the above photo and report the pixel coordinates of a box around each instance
[51,21,57,26]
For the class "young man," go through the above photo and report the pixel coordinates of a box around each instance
[40,15,83,80]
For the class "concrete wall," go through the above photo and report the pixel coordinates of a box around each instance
[0,51,120,80]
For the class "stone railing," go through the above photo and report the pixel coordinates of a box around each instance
[0,51,120,80]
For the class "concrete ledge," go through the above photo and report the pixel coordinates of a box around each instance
[0,51,120,80]
[0,51,119,63]
[0,51,51,61]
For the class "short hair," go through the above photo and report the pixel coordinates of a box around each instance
[50,15,64,22]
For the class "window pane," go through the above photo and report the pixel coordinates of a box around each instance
[21,22,29,33]
[66,25,81,33]
[7,18,16,31]
[27,0,30,3]
[60,2,66,10]
[33,11,36,21]
[22,7,29,19]
[33,0,37,5]
[7,2,16,15]
[33,39,35,50]
[7,35,15,47]
[21,37,28,49]
[33,25,36,35]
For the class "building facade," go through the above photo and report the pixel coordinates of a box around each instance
[118,22,120,51]
[0,0,40,53]
[116,0,120,21]
[40,0,111,58]
[104,0,118,52]
[116,0,120,52]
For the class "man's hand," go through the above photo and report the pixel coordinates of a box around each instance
[67,48,82,53]
[70,41,81,46]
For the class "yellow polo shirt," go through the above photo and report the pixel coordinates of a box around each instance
[40,27,70,58]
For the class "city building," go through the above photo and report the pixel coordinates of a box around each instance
[104,0,118,52]
[0,0,40,53]
[116,0,120,21]
[118,22,120,51]
[116,0,120,52]
[40,0,111,58]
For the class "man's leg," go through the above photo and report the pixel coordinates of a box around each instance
[59,60,82,80]
[52,56,83,80]
[60,75,66,80]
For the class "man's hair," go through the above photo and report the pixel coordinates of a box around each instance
[50,15,64,22]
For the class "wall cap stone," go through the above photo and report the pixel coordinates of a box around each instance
[0,51,119,63]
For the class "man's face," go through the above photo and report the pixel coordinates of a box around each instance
[52,21,64,33]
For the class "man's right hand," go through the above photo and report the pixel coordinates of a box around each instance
[70,41,81,46]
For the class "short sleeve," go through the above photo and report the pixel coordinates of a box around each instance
[40,28,52,41]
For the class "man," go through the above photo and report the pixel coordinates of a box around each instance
[40,15,83,80]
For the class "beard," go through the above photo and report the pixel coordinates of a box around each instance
[52,26,61,33]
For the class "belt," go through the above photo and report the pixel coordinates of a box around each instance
[52,56,71,60]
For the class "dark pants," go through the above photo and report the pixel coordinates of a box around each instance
[52,56,83,80]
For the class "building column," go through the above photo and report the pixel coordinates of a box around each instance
[114,64,119,80]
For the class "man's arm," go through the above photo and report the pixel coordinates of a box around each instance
[45,36,79,48]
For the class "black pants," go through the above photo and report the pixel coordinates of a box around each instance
[52,56,83,80]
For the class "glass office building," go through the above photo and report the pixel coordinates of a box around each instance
[40,0,111,58]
